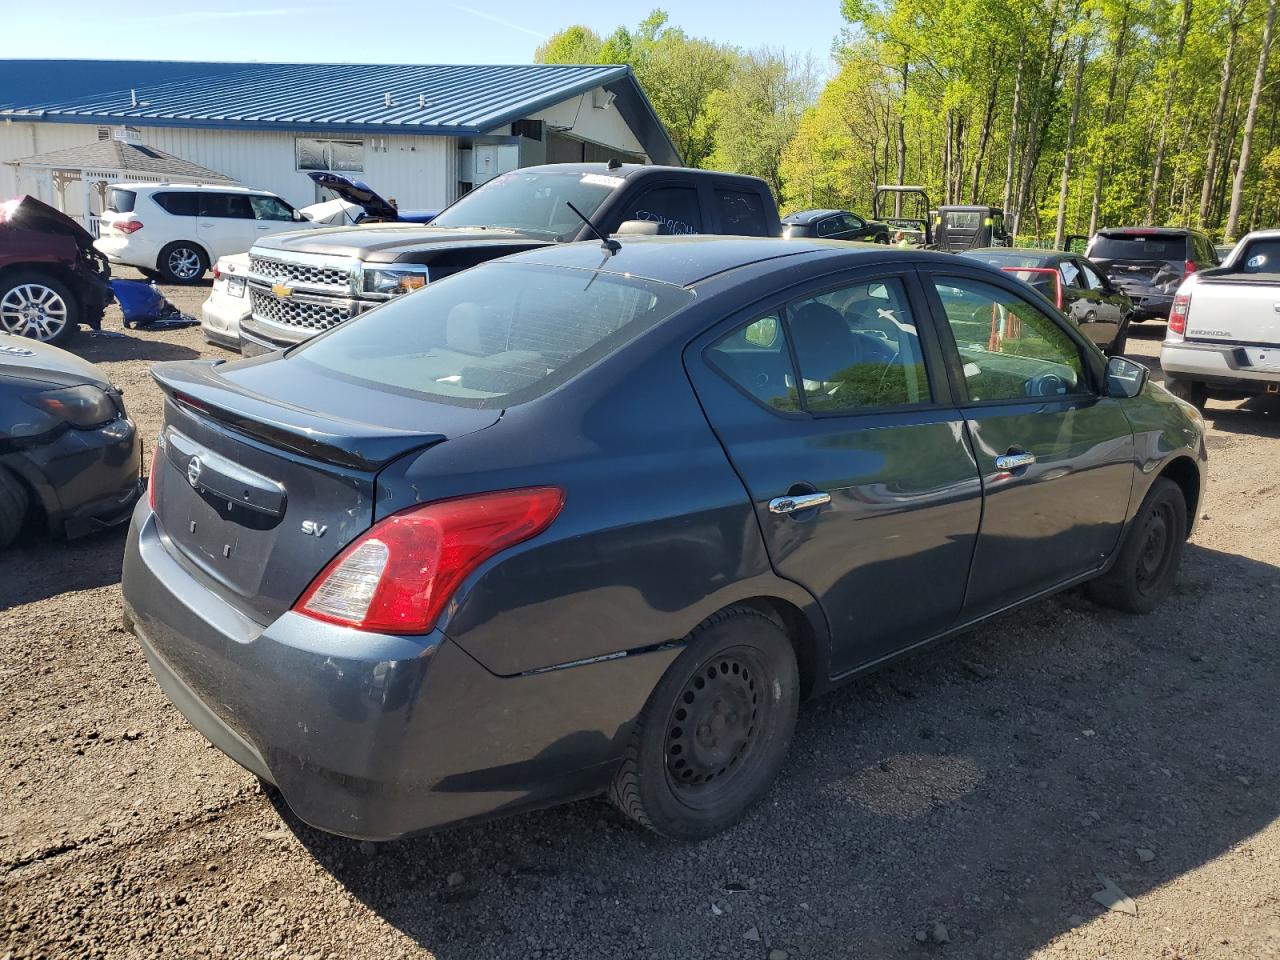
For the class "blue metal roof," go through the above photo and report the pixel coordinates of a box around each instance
[0,60,680,165]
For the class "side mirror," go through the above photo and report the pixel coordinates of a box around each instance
[294,209,308,222]
[615,220,660,237]
[1105,355,1149,398]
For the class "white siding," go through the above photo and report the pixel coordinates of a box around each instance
[529,91,648,158]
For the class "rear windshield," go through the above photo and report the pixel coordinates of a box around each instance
[107,189,136,214]
[1089,234,1188,261]
[430,169,623,240]
[293,262,694,408]
[1233,238,1280,273]
[960,252,1048,269]
[945,211,982,230]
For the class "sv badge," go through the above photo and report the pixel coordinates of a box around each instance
[300,520,328,538]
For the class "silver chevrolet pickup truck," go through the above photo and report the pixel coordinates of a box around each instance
[1161,229,1280,408]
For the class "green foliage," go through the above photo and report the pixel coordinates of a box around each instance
[541,1,1280,239]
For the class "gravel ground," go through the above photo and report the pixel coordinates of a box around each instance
[2,276,1278,960]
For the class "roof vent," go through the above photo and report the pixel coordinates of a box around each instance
[384,92,394,107]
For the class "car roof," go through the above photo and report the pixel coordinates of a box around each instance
[111,182,272,195]
[782,209,844,224]
[507,235,963,288]
[1095,226,1197,237]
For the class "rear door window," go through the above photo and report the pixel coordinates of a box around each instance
[1078,260,1108,290]
[153,192,200,217]
[199,193,254,219]
[1058,259,1081,288]
[628,187,702,235]
[715,190,768,236]
[294,262,693,408]
[706,313,800,412]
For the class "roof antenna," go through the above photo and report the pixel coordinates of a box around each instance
[607,157,622,170]
[566,201,620,255]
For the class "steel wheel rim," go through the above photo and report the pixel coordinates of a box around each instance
[1135,501,1174,592]
[665,647,765,806]
[0,283,69,341]
[168,247,202,279]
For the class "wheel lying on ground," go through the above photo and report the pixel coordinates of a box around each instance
[0,468,30,550]
[1164,376,1207,410]
[157,241,208,283]
[608,606,799,840]
[0,273,78,345]
[1087,477,1187,614]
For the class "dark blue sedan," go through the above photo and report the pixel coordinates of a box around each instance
[122,236,1206,841]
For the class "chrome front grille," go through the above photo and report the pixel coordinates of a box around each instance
[249,287,353,332]
[248,254,350,290]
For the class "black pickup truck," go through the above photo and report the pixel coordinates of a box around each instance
[240,162,781,355]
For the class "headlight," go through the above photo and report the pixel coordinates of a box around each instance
[24,385,120,428]
[362,266,429,295]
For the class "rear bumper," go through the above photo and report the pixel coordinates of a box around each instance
[200,292,247,349]
[1161,340,1280,393]
[121,507,676,839]
[93,235,159,271]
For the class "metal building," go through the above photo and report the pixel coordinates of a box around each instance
[0,60,679,231]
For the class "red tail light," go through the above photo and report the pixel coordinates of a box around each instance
[1184,260,1197,275]
[115,218,143,234]
[294,486,565,634]
[1169,289,1191,335]
[211,262,222,280]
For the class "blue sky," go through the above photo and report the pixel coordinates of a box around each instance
[5,1,847,70]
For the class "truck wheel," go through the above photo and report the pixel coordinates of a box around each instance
[0,468,30,550]
[0,274,79,345]
[608,606,798,840]
[1165,377,1207,410]
[1087,477,1187,614]
[158,242,208,283]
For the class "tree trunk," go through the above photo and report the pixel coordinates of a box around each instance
[1226,0,1277,241]
[943,110,953,205]
[1090,1,1131,234]
[1055,41,1088,249]
[1003,46,1026,214]
[895,56,908,217]
[1146,0,1194,223]
[1199,4,1245,227]
[971,71,999,202]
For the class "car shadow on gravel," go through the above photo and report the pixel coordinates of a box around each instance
[1205,396,1280,437]
[271,543,1280,960]
[0,526,127,611]
[73,331,202,364]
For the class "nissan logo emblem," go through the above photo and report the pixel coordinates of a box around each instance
[187,456,202,488]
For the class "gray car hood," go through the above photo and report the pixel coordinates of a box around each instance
[0,333,108,389]
[252,223,554,262]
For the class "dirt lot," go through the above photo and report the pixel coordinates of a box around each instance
[2,276,1278,960]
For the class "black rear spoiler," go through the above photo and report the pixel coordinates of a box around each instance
[151,361,445,471]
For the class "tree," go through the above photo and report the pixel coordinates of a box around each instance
[1226,0,1278,239]
[534,26,604,65]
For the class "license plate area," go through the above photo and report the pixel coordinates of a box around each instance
[228,276,246,297]
[1244,346,1280,371]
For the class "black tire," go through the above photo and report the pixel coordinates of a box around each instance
[1164,376,1207,410]
[874,232,890,244]
[1087,477,1187,614]
[608,606,799,840]
[157,242,208,283]
[0,273,80,346]
[0,468,30,550]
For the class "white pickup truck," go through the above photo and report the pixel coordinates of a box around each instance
[1161,228,1280,408]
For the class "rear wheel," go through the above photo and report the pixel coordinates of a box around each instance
[608,606,799,840]
[158,242,208,283]
[0,468,30,550]
[1164,376,1207,410]
[0,274,78,345]
[874,232,890,244]
[1087,477,1187,614]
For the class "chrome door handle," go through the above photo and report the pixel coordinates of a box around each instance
[995,452,1036,470]
[768,492,831,514]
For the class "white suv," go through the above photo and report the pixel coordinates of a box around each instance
[95,184,320,283]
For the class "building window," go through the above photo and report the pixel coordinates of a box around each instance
[296,138,364,172]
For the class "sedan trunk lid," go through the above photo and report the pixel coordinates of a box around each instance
[149,356,500,623]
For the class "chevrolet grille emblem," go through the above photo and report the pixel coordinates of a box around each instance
[271,281,294,299]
